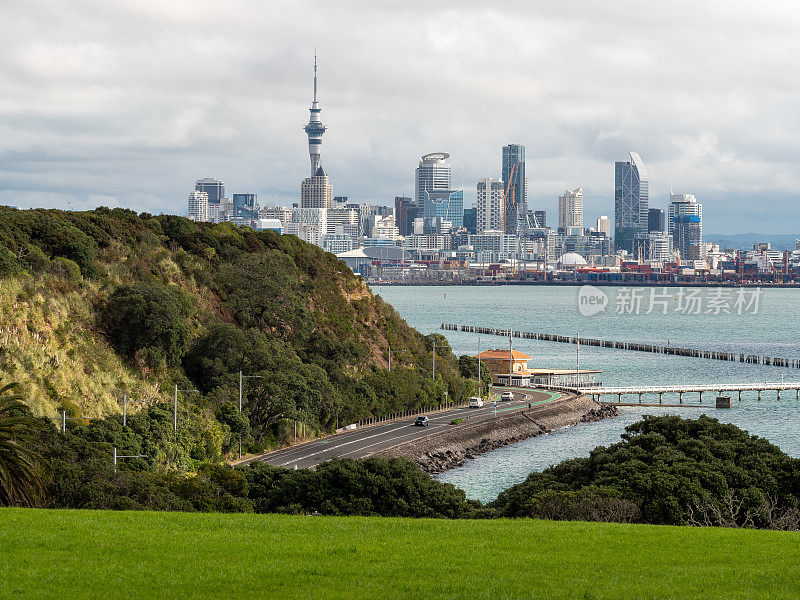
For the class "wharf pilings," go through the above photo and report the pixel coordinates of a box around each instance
[441,322,799,369]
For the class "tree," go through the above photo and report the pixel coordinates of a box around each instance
[0,382,49,507]
[103,281,195,367]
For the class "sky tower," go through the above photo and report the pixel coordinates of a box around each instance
[303,53,326,176]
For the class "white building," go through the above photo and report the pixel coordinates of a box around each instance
[476,178,505,233]
[300,169,333,209]
[322,233,353,254]
[187,191,209,222]
[372,214,401,240]
[558,187,583,229]
[595,215,611,237]
[327,207,360,235]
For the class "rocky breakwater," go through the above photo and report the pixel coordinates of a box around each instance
[378,395,618,474]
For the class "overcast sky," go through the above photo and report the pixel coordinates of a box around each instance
[1,1,799,233]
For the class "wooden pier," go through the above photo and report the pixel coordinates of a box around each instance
[549,382,800,406]
[441,323,800,369]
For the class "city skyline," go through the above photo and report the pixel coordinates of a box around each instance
[1,1,799,233]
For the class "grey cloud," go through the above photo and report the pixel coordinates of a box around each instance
[0,0,798,231]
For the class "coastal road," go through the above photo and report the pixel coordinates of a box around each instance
[245,389,559,469]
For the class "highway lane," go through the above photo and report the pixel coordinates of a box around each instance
[246,389,556,469]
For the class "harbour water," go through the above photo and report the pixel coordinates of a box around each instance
[373,285,800,503]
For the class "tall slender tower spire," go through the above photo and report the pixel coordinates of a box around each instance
[304,51,326,176]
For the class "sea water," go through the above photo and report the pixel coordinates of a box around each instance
[373,285,800,502]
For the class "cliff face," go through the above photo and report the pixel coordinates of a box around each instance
[0,207,473,443]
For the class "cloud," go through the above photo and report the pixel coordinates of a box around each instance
[0,0,799,231]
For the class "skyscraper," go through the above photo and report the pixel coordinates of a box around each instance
[301,53,333,208]
[187,191,209,222]
[232,193,257,221]
[558,187,584,229]
[595,215,611,237]
[424,189,463,230]
[502,144,526,234]
[195,178,225,206]
[669,193,702,261]
[614,152,649,254]
[476,178,505,233]
[415,153,452,205]
[394,197,419,237]
[648,208,665,233]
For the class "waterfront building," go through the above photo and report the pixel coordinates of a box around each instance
[648,208,665,233]
[558,187,584,229]
[468,230,520,263]
[187,190,209,222]
[595,215,611,237]
[668,193,703,262]
[614,152,649,254]
[475,349,532,385]
[476,178,505,233]
[502,144,527,234]
[195,178,225,207]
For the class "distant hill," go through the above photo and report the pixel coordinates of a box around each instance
[706,232,799,251]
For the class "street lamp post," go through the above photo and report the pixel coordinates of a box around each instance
[122,394,147,427]
[113,447,147,473]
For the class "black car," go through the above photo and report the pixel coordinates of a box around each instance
[414,416,430,427]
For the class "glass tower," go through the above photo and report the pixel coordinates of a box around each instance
[614,152,649,254]
[502,144,526,234]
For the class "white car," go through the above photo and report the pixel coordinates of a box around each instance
[468,397,484,408]
[501,391,515,402]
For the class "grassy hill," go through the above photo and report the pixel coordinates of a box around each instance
[0,206,474,460]
[2,508,798,600]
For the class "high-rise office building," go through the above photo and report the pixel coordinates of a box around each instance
[476,178,505,233]
[232,193,257,221]
[300,173,333,209]
[415,153,452,205]
[614,152,649,254]
[558,187,584,229]
[668,193,702,261]
[301,54,333,208]
[532,210,546,228]
[195,178,225,206]
[648,208,665,233]
[424,189,463,230]
[462,207,477,234]
[394,196,419,237]
[595,215,611,237]
[187,191,209,222]
[502,144,526,234]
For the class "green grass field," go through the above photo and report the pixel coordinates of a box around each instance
[1,509,798,600]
